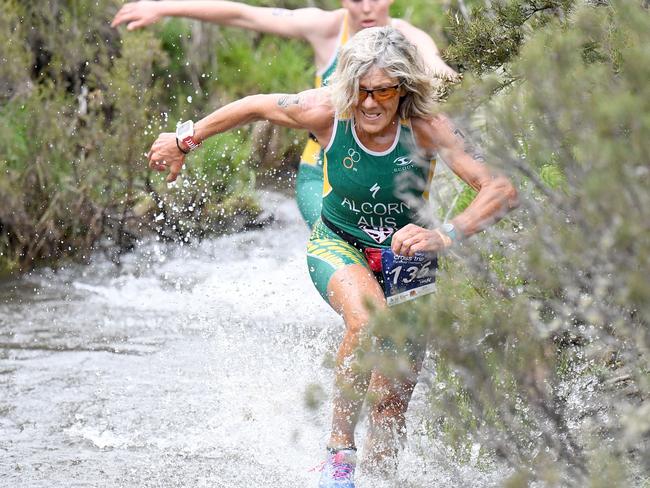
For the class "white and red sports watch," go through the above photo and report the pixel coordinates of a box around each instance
[175,120,201,154]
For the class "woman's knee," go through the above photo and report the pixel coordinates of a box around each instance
[370,391,410,425]
[368,377,417,422]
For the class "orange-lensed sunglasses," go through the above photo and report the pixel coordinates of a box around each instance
[358,84,402,102]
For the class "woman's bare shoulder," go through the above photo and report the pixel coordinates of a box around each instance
[410,114,454,151]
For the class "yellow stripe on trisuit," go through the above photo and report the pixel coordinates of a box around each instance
[422,158,437,201]
[322,154,332,197]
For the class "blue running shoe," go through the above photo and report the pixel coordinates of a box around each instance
[318,448,356,488]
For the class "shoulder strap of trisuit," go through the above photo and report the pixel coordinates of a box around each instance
[403,118,438,200]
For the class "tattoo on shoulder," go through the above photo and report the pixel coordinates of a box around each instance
[277,95,301,108]
[454,128,485,162]
[272,8,293,17]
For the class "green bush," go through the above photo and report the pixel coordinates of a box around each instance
[372,1,649,485]
[0,0,295,274]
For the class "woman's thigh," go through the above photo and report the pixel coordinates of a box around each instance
[306,219,385,317]
[327,265,386,327]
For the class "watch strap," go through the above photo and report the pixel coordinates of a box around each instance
[181,135,201,151]
[176,137,190,155]
[442,222,459,243]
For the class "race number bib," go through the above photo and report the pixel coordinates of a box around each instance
[380,250,437,306]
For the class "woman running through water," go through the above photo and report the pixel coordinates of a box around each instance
[146,27,518,487]
[112,0,458,229]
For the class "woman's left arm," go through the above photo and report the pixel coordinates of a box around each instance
[432,114,519,238]
[391,115,518,256]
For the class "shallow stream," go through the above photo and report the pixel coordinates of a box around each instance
[0,191,502,487]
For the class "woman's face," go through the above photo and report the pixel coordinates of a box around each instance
[342,0,393,32]
[353,66,404,136]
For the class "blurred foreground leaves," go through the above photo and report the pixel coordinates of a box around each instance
[372,1,649,485]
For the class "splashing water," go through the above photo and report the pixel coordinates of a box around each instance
[0,191,503,487]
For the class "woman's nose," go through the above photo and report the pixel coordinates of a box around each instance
[361,92,379,108]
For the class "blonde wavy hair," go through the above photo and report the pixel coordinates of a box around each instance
[329,26,441,119]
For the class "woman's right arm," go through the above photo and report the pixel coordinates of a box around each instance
[111,0,333,40]
[147,88,333,182]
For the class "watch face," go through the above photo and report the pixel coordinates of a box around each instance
[176,120,193,139]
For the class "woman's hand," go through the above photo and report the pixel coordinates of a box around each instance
[147,132,185,182]
[391,223,451,257]
[111,1,163,30]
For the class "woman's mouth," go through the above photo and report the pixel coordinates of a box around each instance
[361,110,381,120]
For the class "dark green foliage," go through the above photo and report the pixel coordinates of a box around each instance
[0,0,317,274]
[446,0,576,78]
[0,0,171,273]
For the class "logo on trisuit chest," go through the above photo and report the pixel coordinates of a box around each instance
[343,148,361,170]
[393,156,414,174]
[393,156,412,167]
[361,225,395,244]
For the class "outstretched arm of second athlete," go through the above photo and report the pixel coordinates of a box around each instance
[110,0,333,41]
